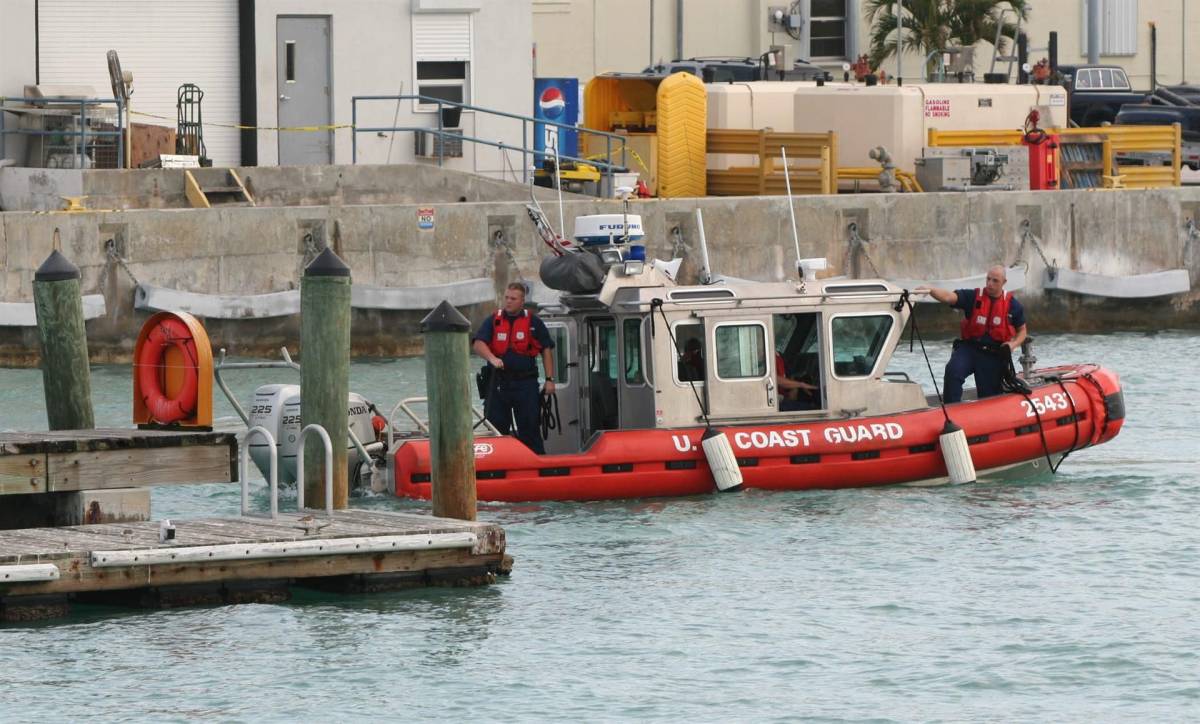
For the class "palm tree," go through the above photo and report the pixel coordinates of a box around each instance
[864,0,1030,77]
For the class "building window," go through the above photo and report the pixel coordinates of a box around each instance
[810,0,847,59]
[1081,0,1138,57]
[831,314,893,378]
[417,61,469,105]
[715,323,767,380]
[412,13,473,110]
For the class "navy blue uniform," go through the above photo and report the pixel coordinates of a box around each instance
[474,313,555,454]
[944,289,1026,403]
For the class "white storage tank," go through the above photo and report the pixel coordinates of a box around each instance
[705,81,1067,173]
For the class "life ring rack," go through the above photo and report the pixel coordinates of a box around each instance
[133,311,213,428]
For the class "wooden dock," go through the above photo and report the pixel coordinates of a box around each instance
[0,509,508,621]
[1,428,238,528]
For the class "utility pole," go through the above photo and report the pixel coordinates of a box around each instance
[894,0,902,82]
[1087,0,1101,64]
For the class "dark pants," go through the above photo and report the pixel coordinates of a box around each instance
[944,340,1009,404]
[485,377,544,454]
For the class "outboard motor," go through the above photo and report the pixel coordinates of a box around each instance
[247,384,378,487]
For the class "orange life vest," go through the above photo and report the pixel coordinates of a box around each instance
[960,289,1015,342]
[489,309,542,357]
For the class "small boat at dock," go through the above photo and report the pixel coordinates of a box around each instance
[386,207,1125,501]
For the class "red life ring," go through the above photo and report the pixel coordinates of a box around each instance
[136,316,199,424]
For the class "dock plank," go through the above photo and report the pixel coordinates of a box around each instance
[46,445,234,491]
[0,508,506,603]
[0,455,46,495]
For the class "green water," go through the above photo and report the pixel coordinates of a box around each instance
[1,332,1198,721]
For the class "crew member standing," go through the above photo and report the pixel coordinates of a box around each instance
[918,265,1028,403]
[472,283,556,454]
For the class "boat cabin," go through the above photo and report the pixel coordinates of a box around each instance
[535,263,927,455]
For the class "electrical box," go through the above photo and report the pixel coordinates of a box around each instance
[914,156,972,192]
[768,45,790,73]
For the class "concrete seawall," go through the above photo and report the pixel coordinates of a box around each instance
[2,187,1198,366]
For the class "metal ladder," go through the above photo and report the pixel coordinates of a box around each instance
[240,424,335,520]
[989,7,1024,80]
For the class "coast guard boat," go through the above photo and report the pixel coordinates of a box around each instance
[384,209,1125,501]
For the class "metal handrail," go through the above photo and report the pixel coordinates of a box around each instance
[0,96,125,169]
[351,93,628,194]
[240,426,279,519]
[385,396,499,450]
[295,424,334,519]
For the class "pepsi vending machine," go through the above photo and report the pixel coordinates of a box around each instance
[533,78,579,163]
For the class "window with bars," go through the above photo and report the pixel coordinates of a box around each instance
[1080,0,1139,57]
[810,0,847,59]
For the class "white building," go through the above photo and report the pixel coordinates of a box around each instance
[534,1,1199,88]
[0,0,533,174]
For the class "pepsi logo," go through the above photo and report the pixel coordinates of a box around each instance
[539,87,566,120]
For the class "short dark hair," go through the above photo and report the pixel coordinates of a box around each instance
[506,282,528,296]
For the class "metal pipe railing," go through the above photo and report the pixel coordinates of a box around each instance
[351,94,629,195]
[295,424,334,519]
[240,426,279,519]
[0,96,125,169]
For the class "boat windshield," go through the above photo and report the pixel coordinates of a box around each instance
[831,314,893,377]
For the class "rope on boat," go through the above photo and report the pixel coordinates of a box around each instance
[650,298,711,427]
[539,391,561,440]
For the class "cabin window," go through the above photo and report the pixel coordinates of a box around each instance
[673,322,705,384]
[542,324,570,385]
[714,323,767,380]
[831,314,893,378]
[623,318,644,385]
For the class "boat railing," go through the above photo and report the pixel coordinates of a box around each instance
[386,397,500,450]
[215,347,373,470]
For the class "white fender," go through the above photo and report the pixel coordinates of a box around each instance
[938,420,976,485]
[702,427,743,492]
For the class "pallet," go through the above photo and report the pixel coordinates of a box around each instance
[0,509,508,621]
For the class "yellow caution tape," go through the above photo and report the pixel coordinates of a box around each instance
[131,110,351,132]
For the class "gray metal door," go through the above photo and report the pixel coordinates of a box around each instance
[277,16,331,165]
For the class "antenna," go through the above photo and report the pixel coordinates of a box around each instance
[552,136,565,240]
[780,146,802,275]
[695,208,713,284]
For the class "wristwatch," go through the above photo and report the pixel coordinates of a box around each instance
[544,376,554,382]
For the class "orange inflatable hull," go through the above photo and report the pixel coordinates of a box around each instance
[394,365,1124,502]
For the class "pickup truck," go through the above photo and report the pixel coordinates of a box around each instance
[1057,65,1200,167]
[1055,64,1147,127]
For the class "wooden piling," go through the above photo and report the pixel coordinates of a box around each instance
[33,250,95,431]
[421,300,476,521]
[301,248,351,510]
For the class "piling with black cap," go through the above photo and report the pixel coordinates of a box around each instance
[421,300,476,521]
[33,249,95,430]
[301,247,351,510]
